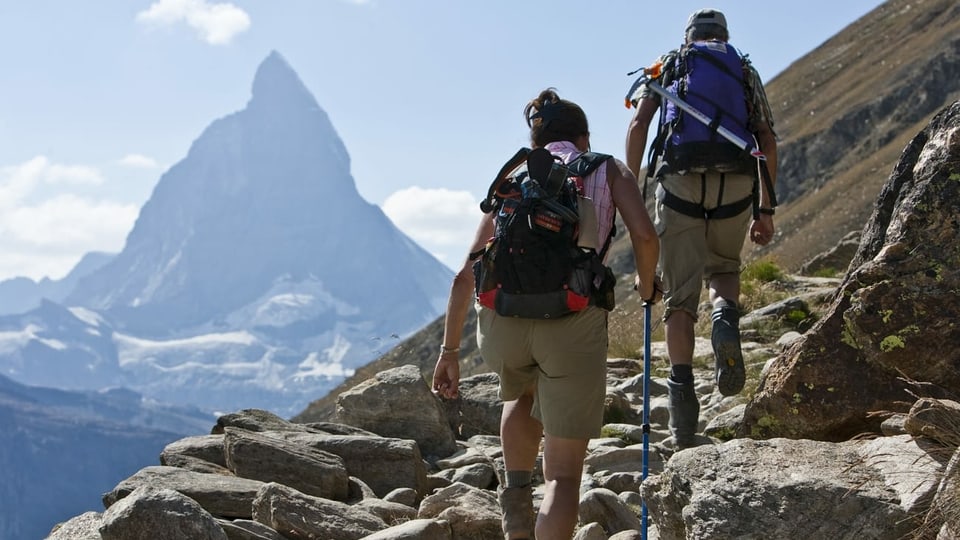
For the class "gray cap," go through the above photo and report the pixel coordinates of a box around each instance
[686,8,727,30]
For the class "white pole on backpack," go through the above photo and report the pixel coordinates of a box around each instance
[644,79,766,161]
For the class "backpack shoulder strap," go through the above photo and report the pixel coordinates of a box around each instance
[566,151,618,259]
[684,42,744,82]
[480,147,530,213]
[567,152,612,177]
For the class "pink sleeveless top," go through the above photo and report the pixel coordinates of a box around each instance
[544,141,615,259]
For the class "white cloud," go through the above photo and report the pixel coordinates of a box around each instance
[0,157,104,209]
[5,195,137,248]
[136,0,251,45]
[118,153,161,169]
[0,157,138,281]
[382,186,482,270]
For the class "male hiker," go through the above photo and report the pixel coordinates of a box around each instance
[625,8,778,449]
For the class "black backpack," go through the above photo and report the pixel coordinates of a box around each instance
[472,147,616,319]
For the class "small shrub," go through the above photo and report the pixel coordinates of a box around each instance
[812,267,841,278]
[742,258,785,283]
[599,425,632,444]
[785,309,808,326]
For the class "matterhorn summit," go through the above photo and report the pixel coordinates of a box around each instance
[0,51,452,415]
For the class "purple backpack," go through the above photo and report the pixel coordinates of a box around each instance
[662,40,754,173]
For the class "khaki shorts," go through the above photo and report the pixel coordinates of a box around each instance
[654,172,754,320]
[477,305,608,439]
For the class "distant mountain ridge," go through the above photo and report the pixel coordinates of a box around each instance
[0,373,212,539]
[0,252,113,316]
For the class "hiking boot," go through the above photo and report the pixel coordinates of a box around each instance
[497,484,535,539]
[712,301,745,396]
[667,378,700,450]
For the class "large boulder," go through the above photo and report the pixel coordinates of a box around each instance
[643,436,941,540]
[740,101,960,440]
[98,486,228,540]
[335,364,458,458]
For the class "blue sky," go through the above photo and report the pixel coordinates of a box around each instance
[0,0,884,281]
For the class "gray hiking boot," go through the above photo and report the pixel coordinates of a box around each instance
[497,484,535,539]
[667,377,700,450]
[712,301,745,396]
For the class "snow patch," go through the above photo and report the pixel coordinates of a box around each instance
[68,306,105,327]
[225,275,359,328]
[292,334,356,381]
[114,330,260,367]
[0,324,66,353]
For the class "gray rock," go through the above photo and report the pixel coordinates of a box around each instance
[904,398,960,447]
[431,461,497,490]
[573,522,609,540]
[99,486,228,540]
[928,449,960,540]
[354,497,418,525]
[103,466,265,519]
[217,519,287,540]
[161,434,228,468]
[336,364,458,458]
[800,230,861,276]
[252,482,386,540]
[359,518,452,540]
[45,511,102,540]
[215,409,317,434]
[383,487,418,507]
[279,431,430,499]
[417,483,502,540]
[456,372,503,439]
[578,487,643,535]
[223,427,349,500]
[741,102,960,441]
[643,437,933,540]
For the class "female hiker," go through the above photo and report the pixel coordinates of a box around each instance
[432,88,660,539]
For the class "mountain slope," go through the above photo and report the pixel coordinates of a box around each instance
[746,0,960,270]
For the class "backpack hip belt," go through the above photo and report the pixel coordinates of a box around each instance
[659,172,756,220]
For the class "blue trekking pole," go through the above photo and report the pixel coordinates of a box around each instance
[641,301,652,539]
